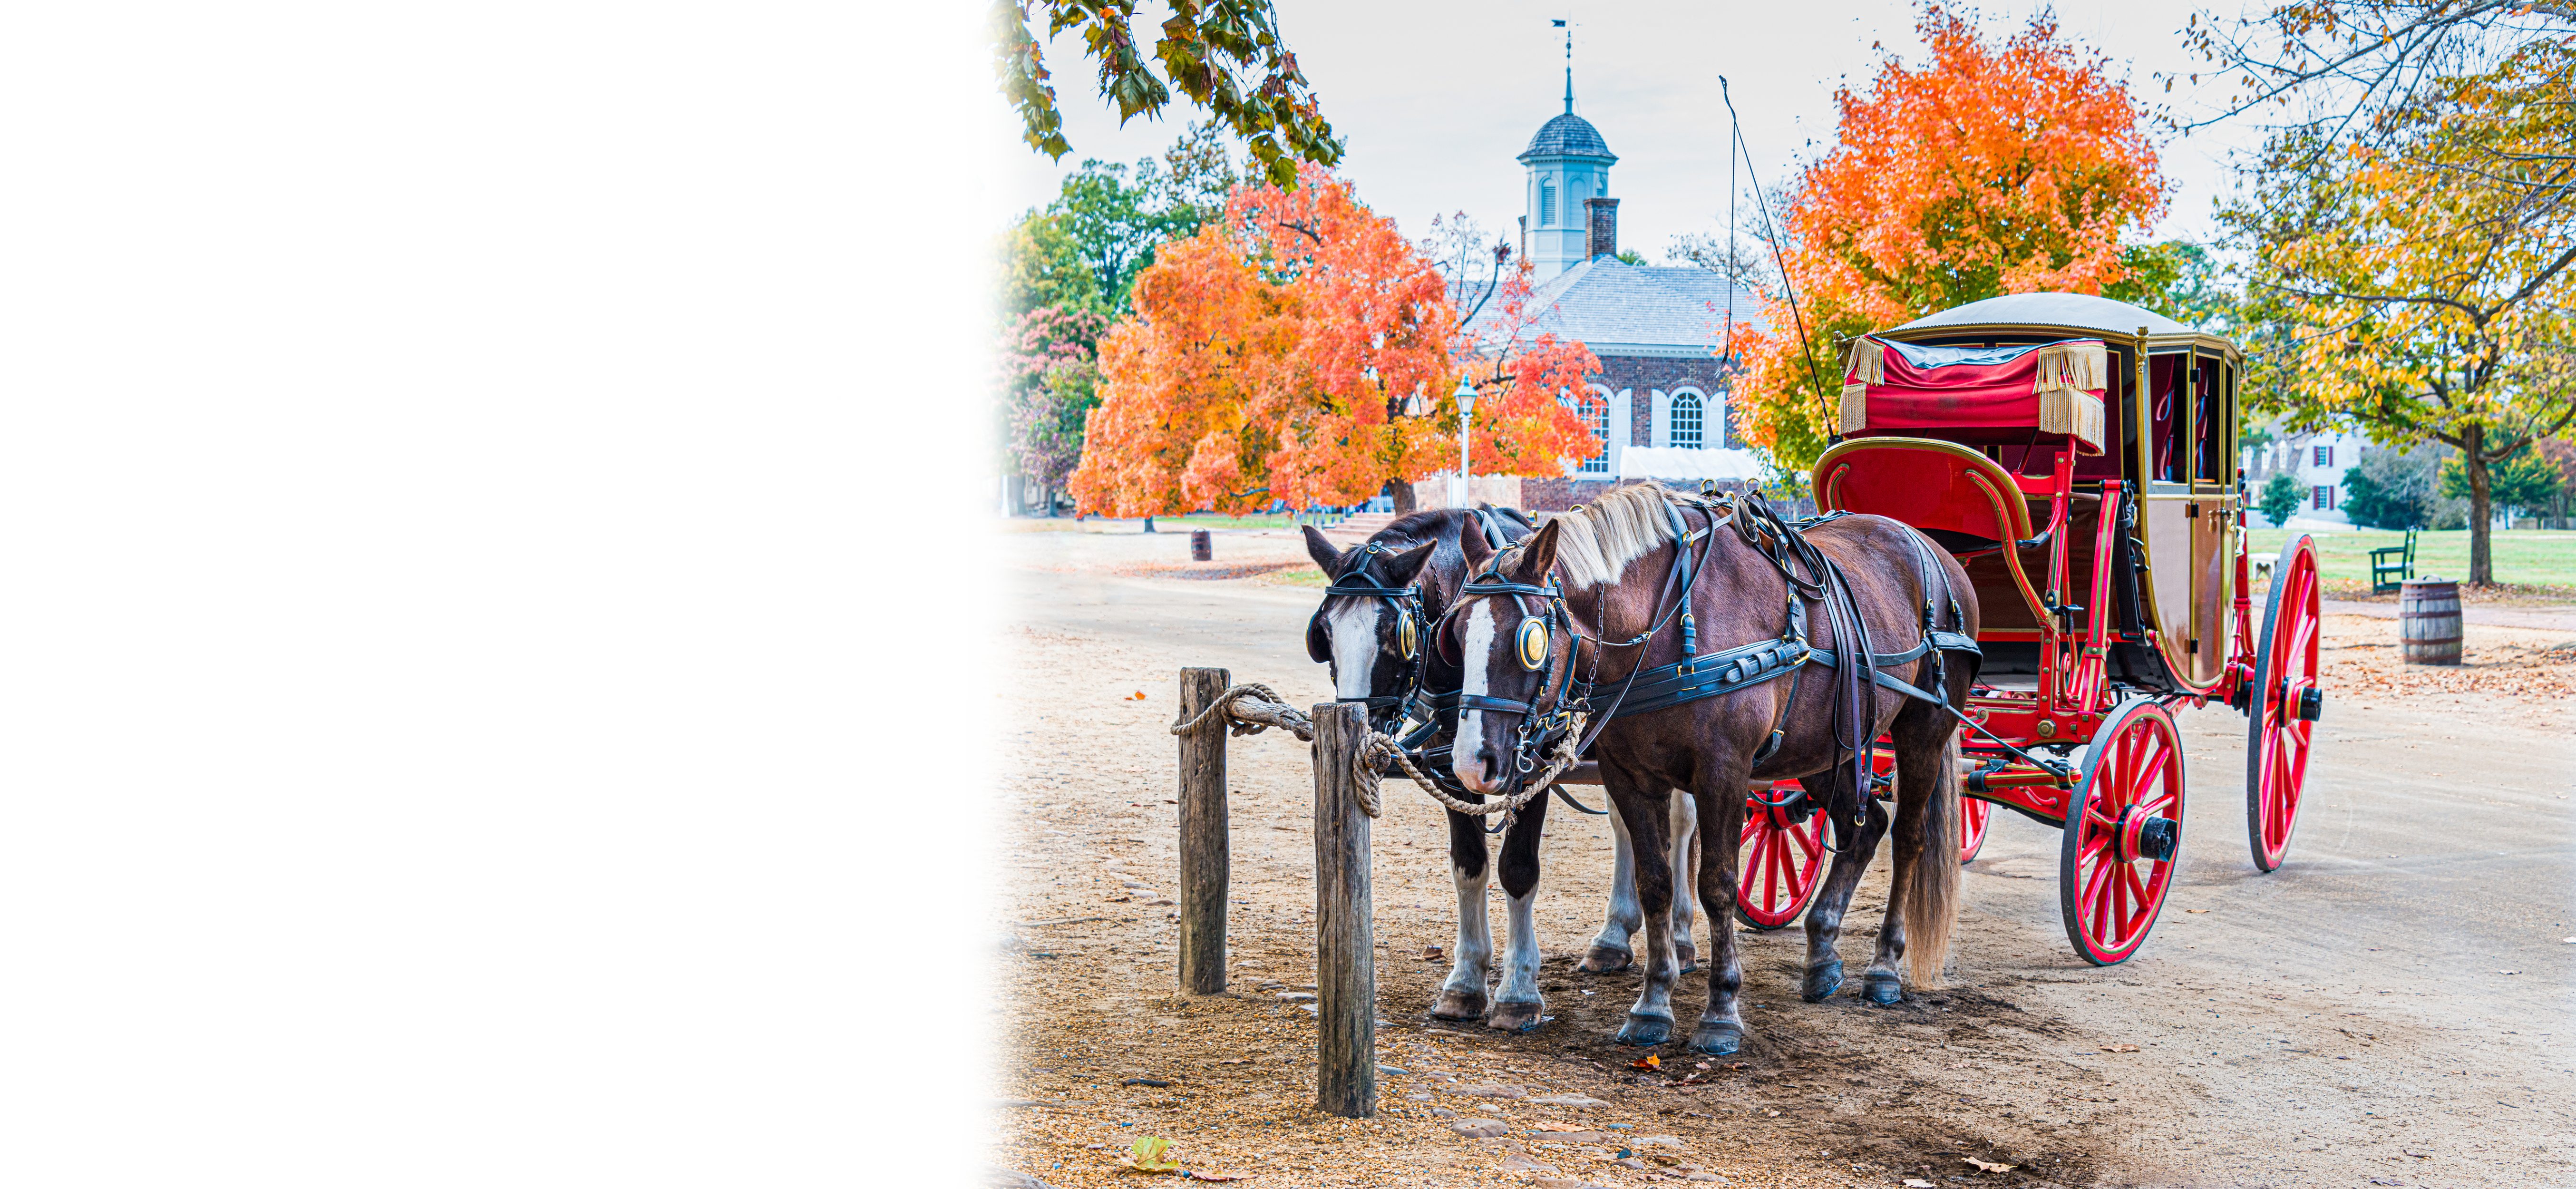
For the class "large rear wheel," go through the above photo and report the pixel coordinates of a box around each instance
[2247,534,2322,873]
[1735,782,1829,930]
[2059,701,2185,966]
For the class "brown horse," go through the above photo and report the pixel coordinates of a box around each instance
[1443,483,1975,1054]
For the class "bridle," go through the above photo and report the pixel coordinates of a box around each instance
[1312,542,1429,727]
[1437,495,1728,786]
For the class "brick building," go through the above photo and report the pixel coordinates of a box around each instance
[1427,94,1769,512]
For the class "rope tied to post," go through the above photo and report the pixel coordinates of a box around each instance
[1170,681,1584,825]
[1352,711,1586,832]
[1169,683,1316,741]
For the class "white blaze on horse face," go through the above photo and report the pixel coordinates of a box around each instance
[1449,601,1500,794]
[1325,600,1384,703]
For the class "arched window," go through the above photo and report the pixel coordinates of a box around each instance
[1570,389,1610,473]
[1538,179,1556,227]
[1670,390,1704,449]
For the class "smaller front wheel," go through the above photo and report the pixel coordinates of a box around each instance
[1735,782,1829,931]
[2059,702,2186,965]
[1959,797,1991,865]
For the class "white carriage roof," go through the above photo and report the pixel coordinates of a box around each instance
[1892,292,2194,338]
[1465,258,1764,360]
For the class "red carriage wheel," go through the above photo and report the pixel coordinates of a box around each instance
[2246,534,2322,872]
[2058,701,2186,965]
[1735,782,1829,930]
[1958,797,1991,865]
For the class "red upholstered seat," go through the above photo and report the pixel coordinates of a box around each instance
[1811,437,2034,545]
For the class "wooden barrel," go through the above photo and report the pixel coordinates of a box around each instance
[1189,529,1212,561]
[2399,578,2462,665]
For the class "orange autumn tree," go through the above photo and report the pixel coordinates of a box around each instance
[1072,165,1594,515]
[1730,5,2169,471]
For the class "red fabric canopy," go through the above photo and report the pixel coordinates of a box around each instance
[1841,337,2105,451]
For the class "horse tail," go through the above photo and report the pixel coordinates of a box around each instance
[1903,729,1962,989]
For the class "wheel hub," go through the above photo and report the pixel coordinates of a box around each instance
[2114,806,2180,864]
[2294,685,2324,722]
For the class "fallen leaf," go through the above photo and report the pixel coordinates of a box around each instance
[1965,1156,2015,1172]
[2099,1043,2139,1053]
[1129,692,1147,700]
[2185,908,2209,914]
[1630,1055,1660,1070]
[1422,945,1444,961]
[1126,1135,1183,1173]
[1184,1172,1246,1182]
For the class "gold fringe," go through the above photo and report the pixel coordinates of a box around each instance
[1840,382,1871,434]
[2038,389,2105,451]
[2032,340,2108,394]
[1842,336,1885,385]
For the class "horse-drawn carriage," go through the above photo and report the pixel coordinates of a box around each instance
[1300,291,2323,1053]
[1760,291,2323,963]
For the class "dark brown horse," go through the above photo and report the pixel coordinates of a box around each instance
[1443,483,1975,1054]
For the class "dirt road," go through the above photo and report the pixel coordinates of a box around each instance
[992,523,2576,1189]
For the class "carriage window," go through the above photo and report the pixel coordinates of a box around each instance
[1670,390,1703,449]
[1573,390,1609,473]
[2192,357,2226,483]
[2147,355,2183,483]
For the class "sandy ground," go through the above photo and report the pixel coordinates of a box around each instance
[988,522,2576,1189]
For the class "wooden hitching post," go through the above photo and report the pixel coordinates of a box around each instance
[1311,701,1375,1118]
[1176,667,1231,995]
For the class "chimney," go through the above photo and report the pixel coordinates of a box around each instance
[1585,197,1620,262]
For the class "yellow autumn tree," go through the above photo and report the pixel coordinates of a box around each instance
[2224,37,2576,585]
[1730,6,2170,472]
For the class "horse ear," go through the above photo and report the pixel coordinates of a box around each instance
[1302,525,1342,574]
[1460,525,1495,568]
[1512,518,1562,582]
[1380,540,1437,585]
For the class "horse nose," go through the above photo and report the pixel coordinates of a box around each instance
[1452,740,1504,795]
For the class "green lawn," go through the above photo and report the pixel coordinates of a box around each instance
[2242,526,2576,594]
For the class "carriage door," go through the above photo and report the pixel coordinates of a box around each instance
[2139,347,2226,688]
[2185,351,2234,685]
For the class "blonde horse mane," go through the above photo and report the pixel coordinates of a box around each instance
[1506,481,1681,591]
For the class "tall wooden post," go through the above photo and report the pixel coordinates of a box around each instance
[1311,702,1376,1118]
[1176,668,1231,994]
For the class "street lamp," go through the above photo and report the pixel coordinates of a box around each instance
[1453,375,1478,507]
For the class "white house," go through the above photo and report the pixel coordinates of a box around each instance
[2244,429,2370,528]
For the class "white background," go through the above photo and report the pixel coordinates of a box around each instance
[1,2,997,1184]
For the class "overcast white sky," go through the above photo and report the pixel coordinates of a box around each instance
[1003,1,2269,263]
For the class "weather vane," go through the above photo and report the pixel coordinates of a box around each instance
[1553,18,1575,114]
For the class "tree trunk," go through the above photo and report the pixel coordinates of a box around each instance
[1043,487,1058,517]
[2467,423,2493,586]
[1384,478,1416,516]
[1143,516,1157,534]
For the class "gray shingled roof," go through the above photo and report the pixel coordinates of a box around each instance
[1465,259,1766,359]
[1518,113,1616,162]
[1892,292,2194,337]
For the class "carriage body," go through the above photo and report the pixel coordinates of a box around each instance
[1794,292,2323,964]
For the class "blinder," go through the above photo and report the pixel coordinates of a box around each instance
[1318,541,1431,716]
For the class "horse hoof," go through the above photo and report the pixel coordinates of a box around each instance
[1430,988,1488,1021]
[1616,1013,1673,1046]
[1687,1022,1744,1055]
[1863,973,1903,1006]
[1578,945,1633,974]
[1487,999,1545,1033]
[1800,961,1845,1003]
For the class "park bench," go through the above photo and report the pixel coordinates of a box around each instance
[2370,528,2418,594]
